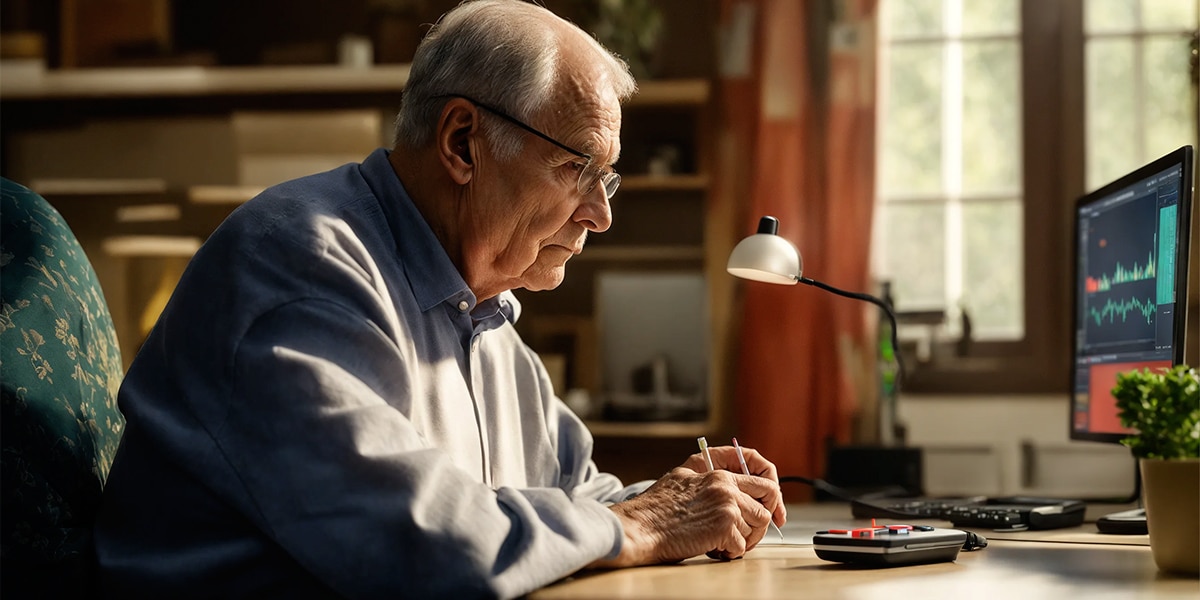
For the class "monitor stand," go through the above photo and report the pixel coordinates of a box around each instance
[1096,507,1148,535]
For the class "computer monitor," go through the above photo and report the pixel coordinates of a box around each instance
[1070,145,1194,444]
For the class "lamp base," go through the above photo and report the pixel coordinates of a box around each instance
[821,445,924,500]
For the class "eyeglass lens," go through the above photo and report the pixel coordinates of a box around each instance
[580,162,621,199]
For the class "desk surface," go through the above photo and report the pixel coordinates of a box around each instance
[531,504,1198,599]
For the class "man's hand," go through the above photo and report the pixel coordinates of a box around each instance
[682,444,786,532]
[590,447,786,567]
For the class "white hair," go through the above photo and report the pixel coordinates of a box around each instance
[393,0,637,160]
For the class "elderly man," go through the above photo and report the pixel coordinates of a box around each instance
[94,1,785,597]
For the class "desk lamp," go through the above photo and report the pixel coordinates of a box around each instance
[726,215,903,392]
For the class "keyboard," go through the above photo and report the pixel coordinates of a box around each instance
[852,496,1087,531]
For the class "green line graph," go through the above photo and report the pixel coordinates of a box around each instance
[1088,296,1156,327]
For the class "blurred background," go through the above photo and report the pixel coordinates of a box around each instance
[1,0,1197,500]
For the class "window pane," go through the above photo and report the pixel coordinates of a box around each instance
[886,0,944,38]
[1141,0,1198,30]
[882,43,943,196]
[962,0,1018,36]
[1085,0,1139,33]
[962,199,1023,338]
[881,203,946,310]
[961,40,1021,195]
[1086,38,1139,189]
[1144,36,1196,160]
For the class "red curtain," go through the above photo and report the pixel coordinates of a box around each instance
[715,0,879,496]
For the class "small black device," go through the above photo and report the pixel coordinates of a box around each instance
[1095,508,1149,535]
[851,496,1087,531]
[943,498,1086,530]
[813,524,977,566]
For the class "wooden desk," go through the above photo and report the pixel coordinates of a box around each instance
[531,504,1198,599]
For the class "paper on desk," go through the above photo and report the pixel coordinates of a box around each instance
[755,518,859,546]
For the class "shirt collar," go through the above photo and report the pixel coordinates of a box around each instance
[472,291,522,325]
[359,148,473,313]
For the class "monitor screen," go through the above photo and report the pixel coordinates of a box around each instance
[1070,146,1194,444]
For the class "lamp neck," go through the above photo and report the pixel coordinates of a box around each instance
[797,276,904,392]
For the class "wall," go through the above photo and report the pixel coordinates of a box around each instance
[899,394,1136,500]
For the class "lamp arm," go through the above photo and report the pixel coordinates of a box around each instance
[797,276,904,392]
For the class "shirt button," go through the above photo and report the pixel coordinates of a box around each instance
[458,300,469,312]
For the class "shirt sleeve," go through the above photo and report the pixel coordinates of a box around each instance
[546,392,655,505]
[222,298,623,599]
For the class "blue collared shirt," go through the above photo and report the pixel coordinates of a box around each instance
[95,149,645,599]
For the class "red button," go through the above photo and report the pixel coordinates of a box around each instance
[851,528,878,538]
[827,529,849,534]
[888,525,913,531]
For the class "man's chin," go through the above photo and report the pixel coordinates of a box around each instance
[518,265,568,292]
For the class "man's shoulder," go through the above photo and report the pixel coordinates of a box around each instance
[251,161,374,213]
[218,162,383,246]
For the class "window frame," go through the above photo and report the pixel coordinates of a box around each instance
[899,0,1199,394]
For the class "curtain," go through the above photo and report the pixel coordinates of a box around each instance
[715,0,880,497]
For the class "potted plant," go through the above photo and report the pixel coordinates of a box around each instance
[1113,364,1200,575]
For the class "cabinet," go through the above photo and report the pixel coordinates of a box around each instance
[512,78,734,447]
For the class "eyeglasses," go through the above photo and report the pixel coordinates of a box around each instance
[442,94,621,199]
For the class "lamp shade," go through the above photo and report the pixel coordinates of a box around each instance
[726,226,803,285]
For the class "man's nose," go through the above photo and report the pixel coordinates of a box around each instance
[574,186,612,233]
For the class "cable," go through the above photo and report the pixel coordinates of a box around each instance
[798,276,904,392]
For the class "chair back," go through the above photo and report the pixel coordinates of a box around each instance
[1,178,125,595]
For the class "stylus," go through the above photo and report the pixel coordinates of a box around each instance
[697,436,715,472]
[733,437,785,540]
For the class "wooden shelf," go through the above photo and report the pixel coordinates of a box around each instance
[625,79,710,107]
[576,246,704,262]
[584,420,708,438]
[0,65,413,100]
[187,185,265,205]
[1,65,708,108]
[620,174,709,191]
[30,177,167,195]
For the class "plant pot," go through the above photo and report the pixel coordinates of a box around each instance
[1141,457,1200,575]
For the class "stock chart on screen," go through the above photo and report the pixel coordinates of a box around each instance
[1071,147,1192,442]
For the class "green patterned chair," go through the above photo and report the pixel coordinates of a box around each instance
[1,178,125,596]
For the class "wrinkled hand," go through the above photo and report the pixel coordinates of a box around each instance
[592,446,785,567]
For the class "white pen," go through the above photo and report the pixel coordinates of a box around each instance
[733,437,785,540]
[697,436,715,472]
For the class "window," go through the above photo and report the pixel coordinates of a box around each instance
[874,0,1198,392]
[1084,0,1198,189]
[877,0,1023,342]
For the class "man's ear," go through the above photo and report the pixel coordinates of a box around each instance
[436,99,478,185]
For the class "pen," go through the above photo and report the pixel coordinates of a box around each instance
[696,436,715,472]
[733,437,785,540]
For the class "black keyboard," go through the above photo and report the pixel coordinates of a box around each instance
[852,496,1087,531]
